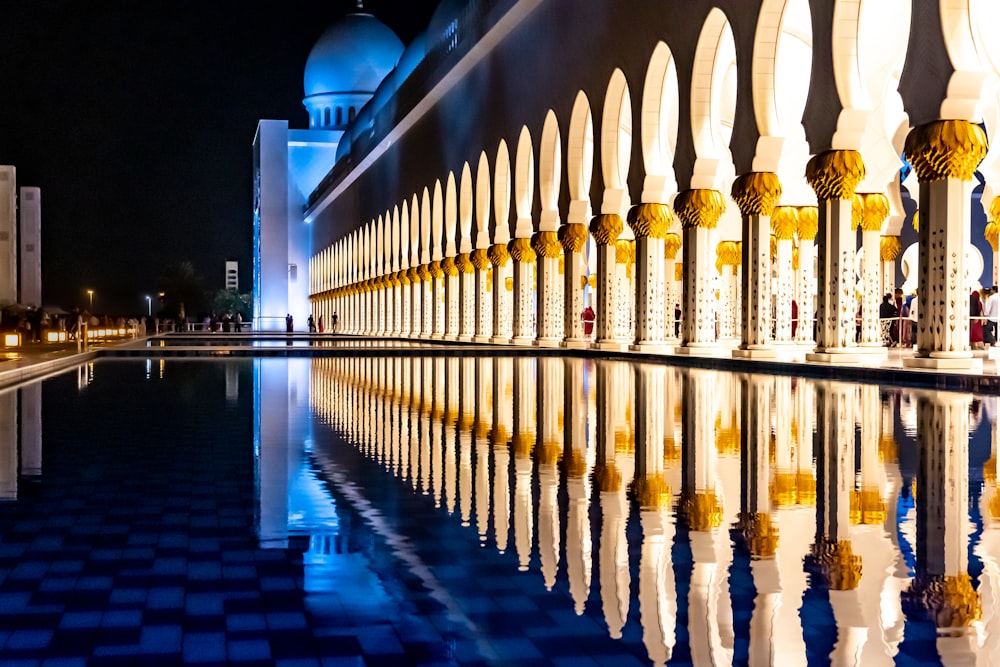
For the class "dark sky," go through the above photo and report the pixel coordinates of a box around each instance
[0,0,439,314]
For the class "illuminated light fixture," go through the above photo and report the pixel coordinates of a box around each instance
[4,333,19,347]
[46,331,60,342]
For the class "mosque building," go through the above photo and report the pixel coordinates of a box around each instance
[255,0,1000,370]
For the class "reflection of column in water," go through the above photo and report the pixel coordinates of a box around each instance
[902,391,980,662]
[663,369,683,494]
[418,358,433,496]
[225,361,239,404]
[512,357,536,572]
[564,358,593,614]
[807,380,864,666]
[680,369,731,667]
[491,357,513,552]
[712,373,738,652]
[474,357,493,541]
[409,357,422,491]
[0,389,16,499]
[738,375,784,666]
[443,358,460,515]
[458,357,476,526]
[537,358,563,590]
[596,361,632,639]
[975,396,1000,661]
[634,364,676,666]
[853,384,904,664]
[390,357,402,475]
[430,358,446,506]
[20,383,42,477]
[876,388,908,651]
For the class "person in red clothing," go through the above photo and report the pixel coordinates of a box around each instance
[581,305,596,336]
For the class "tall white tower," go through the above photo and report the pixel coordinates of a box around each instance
[20,187,41,307]
[0,167,15,305]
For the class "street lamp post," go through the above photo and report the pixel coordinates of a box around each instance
[87,289,94,312]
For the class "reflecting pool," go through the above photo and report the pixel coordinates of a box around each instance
[0,356,997,666]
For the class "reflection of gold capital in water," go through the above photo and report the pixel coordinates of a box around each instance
[904,120,988,182]
[588,213,624,245]
[614,429,633,454]
[662,435,680,462]
[714,418,740,455]
[474,420,491,439]
[490,424,510,447]
[460,414,475,430]
[565,449,588,478]
[512,432,534,458]
[985,456,997,484]
[594,462,622,492]
[538,440,562,465]
[674,189,725,229]
[680,491,723,531]
[850,488,886,525]
[730,172,781,217]
[735,512,779,559]
[796,471,817,505]
[806,539,862,591]
[627,202,673,238]
[879,434,898,463]
[770,471,798,507]
[987,486,1000,520]
[903,574,982,628]
[631,476,672,509]
[805,149,865,200]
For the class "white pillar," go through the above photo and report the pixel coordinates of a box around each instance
[559,224,590,347]
[509,238,536,345]
[674,190,725,353]
[533,231,562,346]
[628,203,672,351]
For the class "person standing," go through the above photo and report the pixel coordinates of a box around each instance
[307,314,316,332]
[332,312,339,333]
[285,313,294,333]
[984,286,999,345]
[970,290,985,350]
[879,293,897,346]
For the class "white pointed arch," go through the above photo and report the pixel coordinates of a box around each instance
[641,42,679,202]
[514,126,535,238]
[410,194,421,266]
[601,68,633,216]
[383,212,392,275]
[494,140,512,244]
[459,162,474,253]
[375,215,384,276]
[475,151,492,249]
[432,180,444,261]
[391,206,400,273]
[567,91,595,224]
[690,8,737,190]
[421,187,432,263]
[445,172,458,256]
[539,110,562,231]
[400,200,411,270]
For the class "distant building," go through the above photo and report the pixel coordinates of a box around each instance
[20,187,41,308]
[0,167,15,305]
[225,260,239,291]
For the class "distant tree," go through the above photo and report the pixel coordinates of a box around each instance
[212,289,251,320]
[158,261,207,319]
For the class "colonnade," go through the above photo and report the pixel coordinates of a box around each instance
[308,356,999,664]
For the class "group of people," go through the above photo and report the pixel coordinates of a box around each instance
[970,286,999,349]
[287,312,338,333]
[876,286,1000,349]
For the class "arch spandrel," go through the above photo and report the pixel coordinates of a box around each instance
[514,126,536,237]
[539,110,562,231]
[459,163,473,253]
[567,91,594,225]
[475,152,492,249]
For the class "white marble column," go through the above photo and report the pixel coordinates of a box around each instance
[614,239,635,342]
[805,150,865,362]
[857,194,889,351]
[628,203,671,351]
[430,262,445,339]
[772,206,797,345]
[904,121,985,370]
[443,258,460,340]
[589,214,625,349]
[489,244,512,343]
[533,231,562,346]
[559,223,590,348]
[674,190,726,353]
[472,249,493,342]
[664,233,682,341]
[457,253,476,340]
[509,238,536,345]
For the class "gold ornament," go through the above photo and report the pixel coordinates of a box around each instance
[664,232,681,259]
[589,214,624,245]
[508,237,536,262]
[807,539,862,591]
[796,206,819,240]
[531,231,562,258]
[674,189,726,229]
[986,221,1000,252]
[594,462,622,492]
[675,262,684,282]
[880,235,902,262]
[735,512,779,559]
[627,202,673,238]
[487,243,510,266]
[615,239,635,265]
[398,269,411,285]
[903,574,982,628]
[455,253,473,274]
[912,210,919,232]
[905,119,988,182]
[730,172,781,217]
[771,206,798,240]
[680,491,723,531]
[408,266,421,283]
[557,223,589,252]
[854,192,890,232]
[429,261,444,278]
[470,248,491,270]
[418,264,431,281]
[805,149,865,200]
[631,476,672,509]
[441,257,459,277]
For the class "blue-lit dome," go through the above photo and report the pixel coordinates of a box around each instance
[302,13,403,131]
[303,13,404,98]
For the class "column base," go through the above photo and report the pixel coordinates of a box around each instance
[674,344,728,357]
[472,336,492,344]
[592,340,628,351]
[732,346,778,359]
[490,336,512,345]
[904,355,981,371]
[510,336,534,346]
[429,333,445,340]
[806,349,861,364]
[561,338,590,349]
[856,344,888,360]
[534,338,562,348]
[629,342,672,353]
[457,335,474,342]
[443,334,460,341]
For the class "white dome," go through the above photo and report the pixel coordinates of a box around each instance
[303,13,404,99]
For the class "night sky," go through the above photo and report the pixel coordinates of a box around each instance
[0,0,438,314]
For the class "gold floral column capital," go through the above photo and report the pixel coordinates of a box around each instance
[985,196,1000,251]
[905,119,988,182]
[507,237,536,263]
[880,235,902,262]
[664,232,682,259]
[397,269,411,286]
[487,243,511,267]
[557,223,589,252]
[417,264,431,281]
[673,189,726,229]
[530,231,562,258]
[730,172,781,217]
[796,206,819,241]
[853,192,890,232]
[627,202,673,239]
[771,205,799,241]
[805,149,865,201]
[455,253,475,274]
[588,213,624,245]
[429,261,444,279]
[408,266,421,283]
[715,240,740,271]
[470,248,491,271]
[615,239,635,265]
[441,257,459,277]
